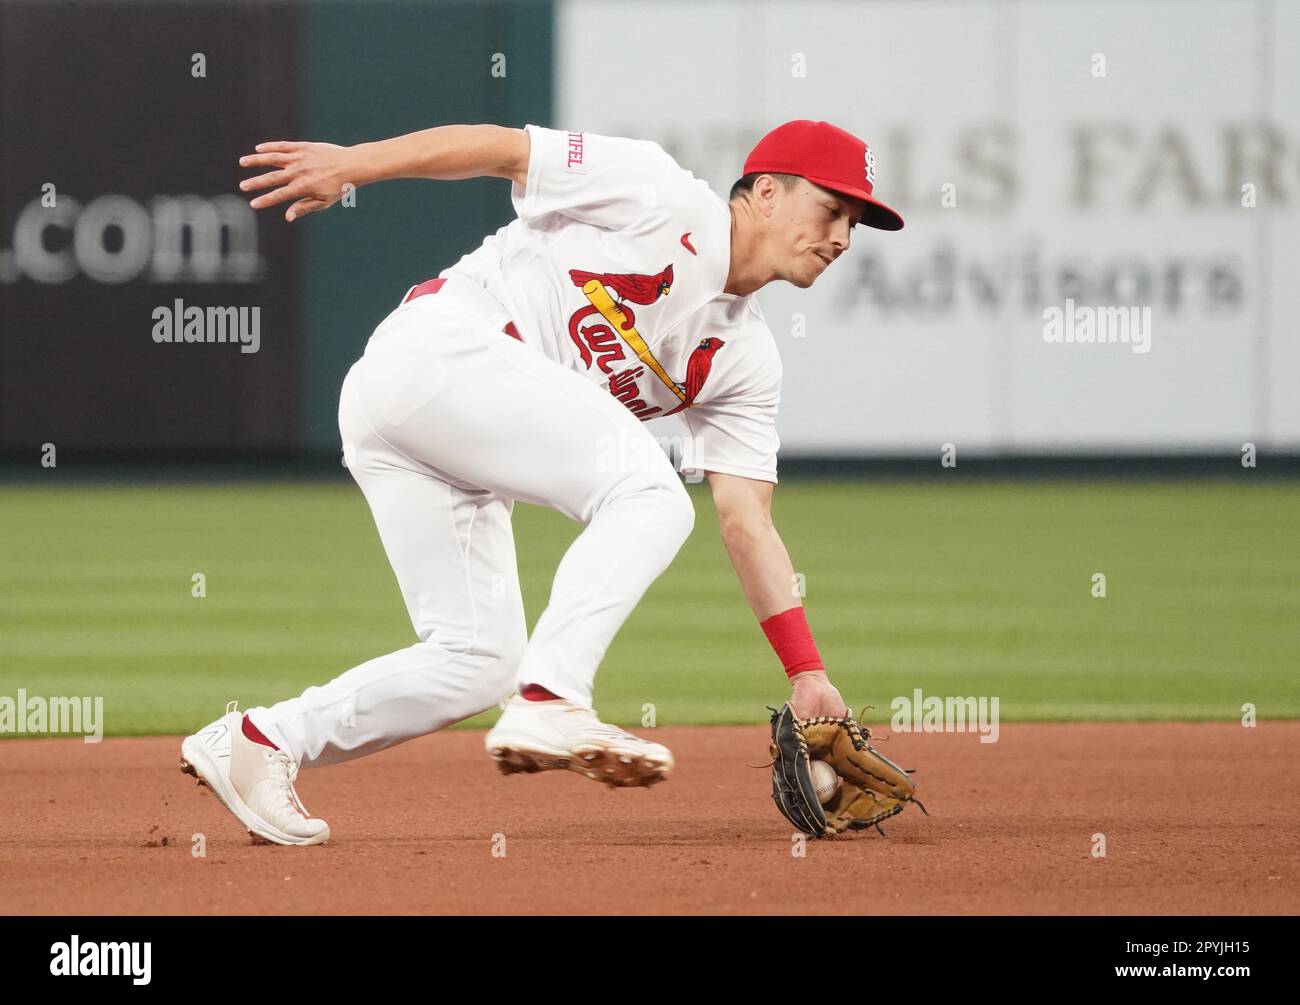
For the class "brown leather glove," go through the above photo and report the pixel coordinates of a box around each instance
[769,703,926,837]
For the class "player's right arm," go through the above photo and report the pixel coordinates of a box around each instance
[707,471,848,720]
[237,124,529,221]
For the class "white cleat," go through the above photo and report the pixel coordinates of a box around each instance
[179,702,330,846]
[486,694,673,788]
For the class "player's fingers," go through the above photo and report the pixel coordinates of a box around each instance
[248,182,302,211]
[285,197,327,222]
[239,170,290,193]
[238,152,291,169]
[254,141,304,153]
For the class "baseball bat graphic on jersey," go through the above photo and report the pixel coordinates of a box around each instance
[580,280,687,403]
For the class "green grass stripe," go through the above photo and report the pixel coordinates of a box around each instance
[1,478,1297,736]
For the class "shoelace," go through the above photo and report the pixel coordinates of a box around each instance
[263,749,313,819]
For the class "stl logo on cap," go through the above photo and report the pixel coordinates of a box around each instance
[864,146,877,186]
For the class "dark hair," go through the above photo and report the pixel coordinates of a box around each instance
[728,171,802,202]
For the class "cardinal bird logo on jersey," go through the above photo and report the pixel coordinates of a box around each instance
[566,264,674,374]
[568,265,673,305]
[662,337,726,417]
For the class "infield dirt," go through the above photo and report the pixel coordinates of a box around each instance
[3,722,1296,915]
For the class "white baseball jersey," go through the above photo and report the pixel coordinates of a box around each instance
[441,124,783,483]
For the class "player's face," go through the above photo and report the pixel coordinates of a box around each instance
[774,180,865,288]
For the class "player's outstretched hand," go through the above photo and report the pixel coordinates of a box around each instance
[788,669,848,719]
[238,141,359,222]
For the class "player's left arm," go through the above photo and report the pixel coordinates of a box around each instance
[706,471,847,719]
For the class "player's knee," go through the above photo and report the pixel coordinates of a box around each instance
[408,628,524,705]
[492,622,528,680]
[593,460,694,545]
[651,475,695,546]
[412,619,524,668]
[476,616,527,675]
[476,635,526,707]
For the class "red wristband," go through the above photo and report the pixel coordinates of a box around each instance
[759,606,824,680]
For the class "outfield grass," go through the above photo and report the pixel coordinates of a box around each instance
[1,478,1297,735]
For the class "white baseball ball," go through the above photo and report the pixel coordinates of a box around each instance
[810,759,840,805]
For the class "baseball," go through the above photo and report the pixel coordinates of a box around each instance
[810,759,840,805]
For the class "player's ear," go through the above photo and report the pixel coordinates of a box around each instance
[757,176,785,218]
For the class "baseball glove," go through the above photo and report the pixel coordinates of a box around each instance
[768,703,925,838]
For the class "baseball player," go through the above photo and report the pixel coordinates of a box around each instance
[179,120,904,845]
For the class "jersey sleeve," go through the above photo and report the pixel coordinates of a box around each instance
[510,124,684,230]
[678,370,782,484]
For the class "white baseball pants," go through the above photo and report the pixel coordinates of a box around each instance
[248,275,695,769]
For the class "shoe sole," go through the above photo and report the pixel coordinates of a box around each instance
[487,740,671,788]
[179,736,330,847]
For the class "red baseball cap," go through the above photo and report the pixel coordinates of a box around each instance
[743,119,904,231]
